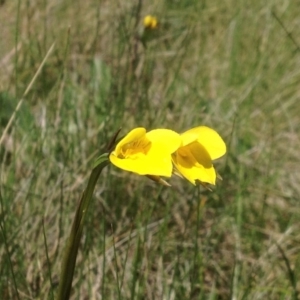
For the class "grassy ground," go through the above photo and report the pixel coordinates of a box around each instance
[1,0,300,299]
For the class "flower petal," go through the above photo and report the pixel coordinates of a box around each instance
[110,152,173,176]
[114,127,146,155]
[180,131,199,147]
[109,128,181,177]
[172,141,216,185]
[146,129,182,153]
[182,126,226,160]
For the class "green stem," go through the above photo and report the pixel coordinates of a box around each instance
[56,153,109,300]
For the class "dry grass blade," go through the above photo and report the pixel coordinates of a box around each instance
[0,42,55,146]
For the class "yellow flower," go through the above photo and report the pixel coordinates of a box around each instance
[110,127,181,177]
[172,126,226,185]
[143,15,158,29]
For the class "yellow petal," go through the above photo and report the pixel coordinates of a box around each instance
[146,129,182,154]
[181,126,226,160]
[180,131,199,146]
[114,127,146,155]
[172,141,216,185]
[109,128,181,177]
[110,152,173,176]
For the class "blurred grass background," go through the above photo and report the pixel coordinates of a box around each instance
[1,0,300,299]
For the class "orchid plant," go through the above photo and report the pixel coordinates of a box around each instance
[56,125,226,299]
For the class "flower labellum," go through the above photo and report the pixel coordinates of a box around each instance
[109,127,181,177]
[172,126,226,185]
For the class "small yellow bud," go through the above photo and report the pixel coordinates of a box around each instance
[143,15,158,29]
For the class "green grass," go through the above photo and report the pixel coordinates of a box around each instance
[1,0,300,299]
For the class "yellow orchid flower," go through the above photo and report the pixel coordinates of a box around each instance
[143,15,158,29]
[110,127,181,177]
[172,126,226,185]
